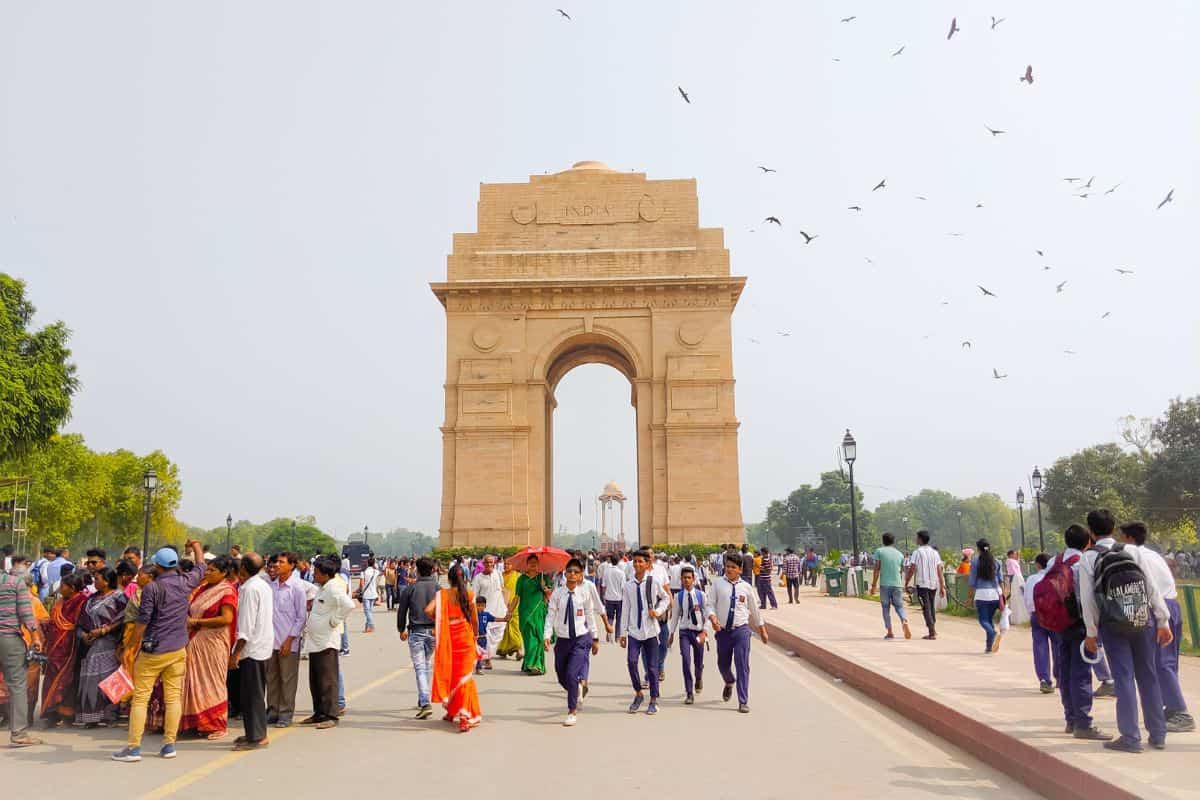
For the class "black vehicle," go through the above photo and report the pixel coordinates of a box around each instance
[341,542,371,575]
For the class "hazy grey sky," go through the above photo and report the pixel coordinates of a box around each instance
[3,2,1196,542]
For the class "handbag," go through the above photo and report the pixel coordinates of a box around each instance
[355,570,377,602]
[100,666,134,704]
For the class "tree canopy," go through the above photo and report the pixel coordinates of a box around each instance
[0,274,79,462]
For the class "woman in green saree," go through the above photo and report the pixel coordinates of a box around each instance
[511,556,553,675]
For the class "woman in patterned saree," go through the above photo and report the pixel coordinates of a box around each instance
[76,567,128,726]
[180,555,238,739]
[40,574,88,725]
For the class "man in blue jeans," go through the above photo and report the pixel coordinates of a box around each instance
[870,532,911,640]
[396,556,438,719]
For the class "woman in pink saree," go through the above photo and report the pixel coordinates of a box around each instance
[180,556,238,739]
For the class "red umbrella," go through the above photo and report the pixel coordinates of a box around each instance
[505,546,572,574]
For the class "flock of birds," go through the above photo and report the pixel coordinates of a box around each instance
[550,8,1179,381]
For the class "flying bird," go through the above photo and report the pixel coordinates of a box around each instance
[975,203,985,208]
[1157,189,1174,210]
[1104,183,1121,195]
[1056,281,1067,293]
[764,216,782,226]
[841,15,856,23]
[1064,349,1078,355]
[1063,177,1080,183]
[977,285,997,297]
[991,16,1006,29]
[757,166,776,174]
[1020,65,1034,84]
[1035,250,1044,256]
[1042,265,1053,271]
[1076,192,1090,199]
[748,338,761,344]
[848,205,862,212]
[947,17,960,39]
[961,341,972,349]
[1115,268,1135,275]
[940,301,950,306]
[776,330,792,337]
[556,8,570,19]
[985,125,1005,136]
[800,231,818,244]
[864,257,875,265]
[872,178,887,191]
[993,368,1008,380]
[1101,311,1112,319]
[947,232,965,237]
[678,86,691,104]
[1083,176,1094,189]
[892,45,905,57]
[915,195,928,201]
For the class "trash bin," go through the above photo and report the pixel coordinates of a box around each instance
[824,568,847,597]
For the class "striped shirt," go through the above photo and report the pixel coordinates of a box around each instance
[0,573,38,635]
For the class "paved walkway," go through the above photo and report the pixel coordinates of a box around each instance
[4,607,1038,799]
[768,587,1200,800]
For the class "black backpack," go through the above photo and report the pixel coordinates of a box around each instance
[1092,542,1151,637]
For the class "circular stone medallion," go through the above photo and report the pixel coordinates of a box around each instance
[637,194,661,222]
[472,325,501,352]
[676,321,705,347]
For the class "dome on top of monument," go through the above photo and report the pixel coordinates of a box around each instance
[568,160,616,172]
[600,480,625,498]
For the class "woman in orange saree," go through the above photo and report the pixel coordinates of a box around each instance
[180,557,238,739]
[427,564,481,732]
[40,574,88,725]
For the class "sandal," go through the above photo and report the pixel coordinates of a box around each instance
[10,735,44,748]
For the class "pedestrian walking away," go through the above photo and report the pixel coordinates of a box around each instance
[872,533,911,640]
[905,531,944,640]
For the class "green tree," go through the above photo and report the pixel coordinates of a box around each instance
[0,434,108,547]
[1042,443,1145,529]
[907,490,958,548]
[873,499,921,546]
[1146,396,1200,547]
[98,449,184,548]
[257,518,336,556]
[763,470,872,552]
[0,274,79,461]
[957,493,1017,551]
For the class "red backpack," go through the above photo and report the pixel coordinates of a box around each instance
[1033,553,1082,633]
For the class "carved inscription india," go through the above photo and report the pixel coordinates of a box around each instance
[510,194,659,225]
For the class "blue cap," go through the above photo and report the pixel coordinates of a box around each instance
[151,547,179,569]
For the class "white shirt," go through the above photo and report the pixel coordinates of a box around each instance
[1137,545,1177,601]
[601,564,624,601]
[360,566,380,600]
[236,573,275,662]
[1023,568,1047,612]
[1078,538,1169,637]
[707,577,763,630]
[618,574,670,641]
[651,561,671,589]
[669,563,684,590]
[668,587,710,633]
[621,560,635,581]
[910,546,942,590]
[544,584,604,640]
[471,570,508,618]
[304,577,355,653]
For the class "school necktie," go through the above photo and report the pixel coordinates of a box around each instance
[688,591,698,625]
[636,579,645,629]
[726,579,738,629]
[566,590,576,638]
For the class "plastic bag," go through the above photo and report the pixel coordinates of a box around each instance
[99,665,134,704]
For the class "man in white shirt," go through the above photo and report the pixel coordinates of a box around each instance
[1022,553,1058,693]
[470,556,507,669]
[230,553,274,751]
[1120,522,1194,733]
[667,565,710,704]
[543,557,605,726]
[299,555,354,729]
[707,553,767,713]
[904,531,946,640]
[601,555,624,642]
[1079,510,1171,752]
[618,549,670,715]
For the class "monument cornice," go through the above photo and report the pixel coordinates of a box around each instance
[431,275,746,311]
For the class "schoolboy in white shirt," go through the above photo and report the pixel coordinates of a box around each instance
[668,565,709,704]
[544,558,605,727]
[707,554,767,713]
[618,549,670,714]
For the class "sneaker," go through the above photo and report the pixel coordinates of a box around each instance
[695,677,703,693]
[1094,681,1116,698]
[111,746,142,763]
[646,701,658,715]
[159,744,177,759]
[563,713,577,727]
[1149,738,1166,750]
[1074,726,1113,741]
[273,719,291,729]
[684,694,695,705]
[415,705,433,720]
[1039,680,1054,694]
[722,683,733,702]
[884,632,894,640]
[737,703,750,713]
[628,695,644,714]
[1166,712,1196,733]
[902,622,912,640]
[1103,738,1143,753]
[9,734,44,748]
[1064,723,1075,734]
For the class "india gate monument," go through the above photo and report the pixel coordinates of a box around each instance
[432,161,746,549]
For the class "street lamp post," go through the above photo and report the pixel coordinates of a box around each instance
[363,524,369,552]
[842,430,858,561]
[141,469,158,558]
[225,514,233,554]
[901,515,910,552]
[1032,467,1045,552]
[1015,488,1026,551]
[955,510,964,552]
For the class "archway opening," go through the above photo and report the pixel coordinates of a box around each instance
[547,351,639,551]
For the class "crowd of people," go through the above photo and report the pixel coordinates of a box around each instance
[862,510,1196,754]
